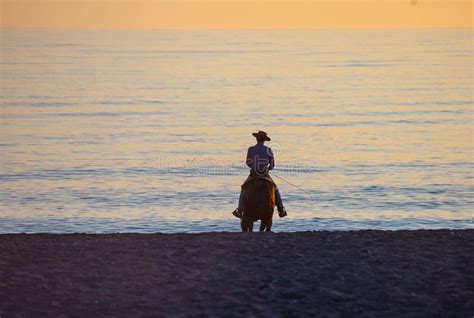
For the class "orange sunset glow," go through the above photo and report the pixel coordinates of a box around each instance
[1,0,472,30]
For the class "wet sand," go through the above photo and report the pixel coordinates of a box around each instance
[1,230,473,317]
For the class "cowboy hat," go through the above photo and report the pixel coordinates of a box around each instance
[252,131,271,141]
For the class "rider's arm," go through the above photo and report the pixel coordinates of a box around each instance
[246,147,253,169]
[268,148,275,170]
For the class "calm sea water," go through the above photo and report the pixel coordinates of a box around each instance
[1,29,472,233]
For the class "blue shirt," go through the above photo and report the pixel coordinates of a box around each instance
[246,143,274,174]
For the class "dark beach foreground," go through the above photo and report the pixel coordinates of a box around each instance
[1,230,473,317]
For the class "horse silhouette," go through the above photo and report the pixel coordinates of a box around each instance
[240,178,276,232]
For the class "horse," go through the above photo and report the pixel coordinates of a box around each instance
[240,178,276,232]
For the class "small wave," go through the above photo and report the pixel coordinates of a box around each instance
[0,216,471,233]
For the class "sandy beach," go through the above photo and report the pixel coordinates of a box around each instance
[1,230,472,317]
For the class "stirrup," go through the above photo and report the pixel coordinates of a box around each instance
[232,208,244,219]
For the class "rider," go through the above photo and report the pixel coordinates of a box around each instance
[232,131,287,219]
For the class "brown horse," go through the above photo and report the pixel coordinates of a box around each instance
[240,178,276,232]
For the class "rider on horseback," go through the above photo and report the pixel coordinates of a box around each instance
[232,131,287,219]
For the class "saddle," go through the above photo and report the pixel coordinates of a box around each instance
[241,173,277,189]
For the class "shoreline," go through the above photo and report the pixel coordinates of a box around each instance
[1,228,473,235]
[1,229,473,316]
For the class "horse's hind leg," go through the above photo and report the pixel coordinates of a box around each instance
[260,217,272,232]
[241,219,254,232]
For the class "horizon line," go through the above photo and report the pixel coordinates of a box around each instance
[2,26,472,31]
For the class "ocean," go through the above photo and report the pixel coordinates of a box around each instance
[1,28,472,232]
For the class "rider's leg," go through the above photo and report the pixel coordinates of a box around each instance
[232,188,245,218]
[275,188,283,208]
[275,188,287,217]
[238,189,244,209]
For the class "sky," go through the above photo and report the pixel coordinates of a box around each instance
[1,0,472,29]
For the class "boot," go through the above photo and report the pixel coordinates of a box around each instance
[232,208,244,219]
[277,206,287,218]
